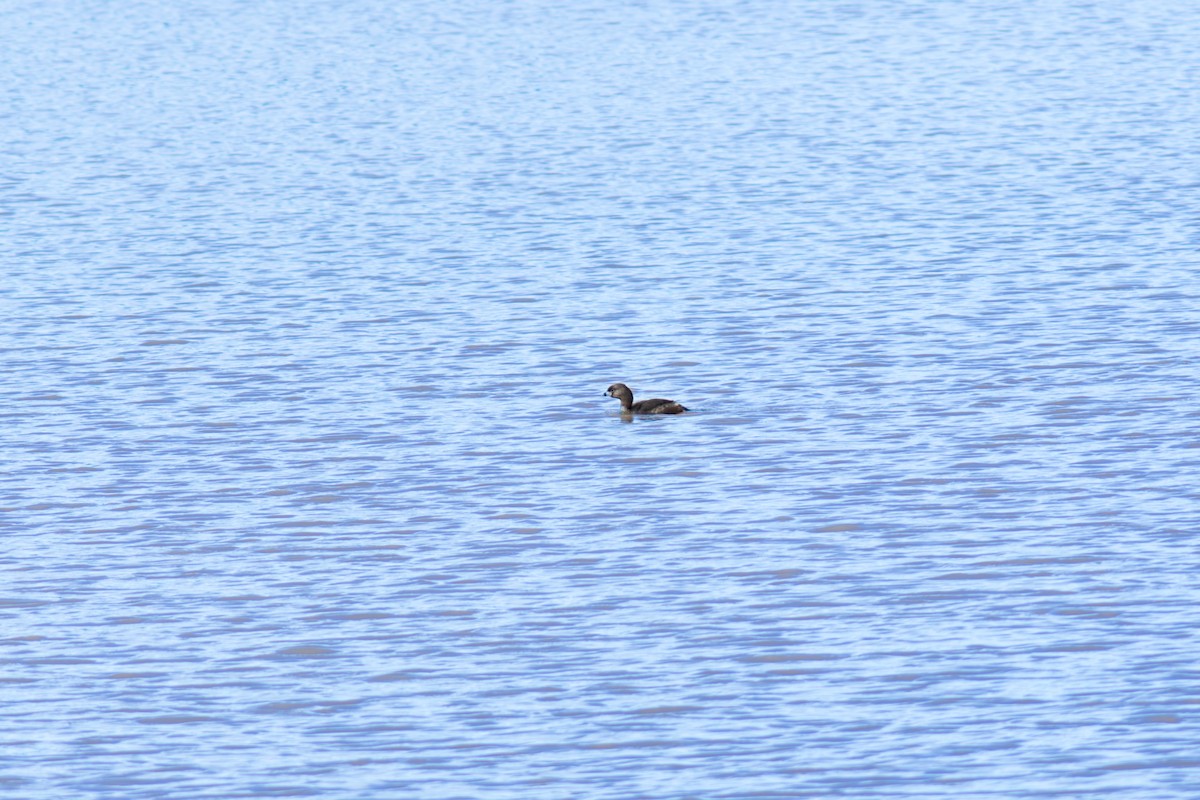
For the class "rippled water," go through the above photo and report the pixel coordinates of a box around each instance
[4,0,1200,797]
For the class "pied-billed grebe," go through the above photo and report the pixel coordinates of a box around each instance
[604,383,688,415]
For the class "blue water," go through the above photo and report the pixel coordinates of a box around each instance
[4,0,1200,797]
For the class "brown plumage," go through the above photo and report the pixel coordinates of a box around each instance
[604,383,688,415]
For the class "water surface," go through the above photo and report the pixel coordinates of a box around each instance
[3,0,1200,797]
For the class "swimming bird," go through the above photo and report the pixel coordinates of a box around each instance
[604,383,688,414]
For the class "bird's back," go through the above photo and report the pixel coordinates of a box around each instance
[631,398,688,414]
